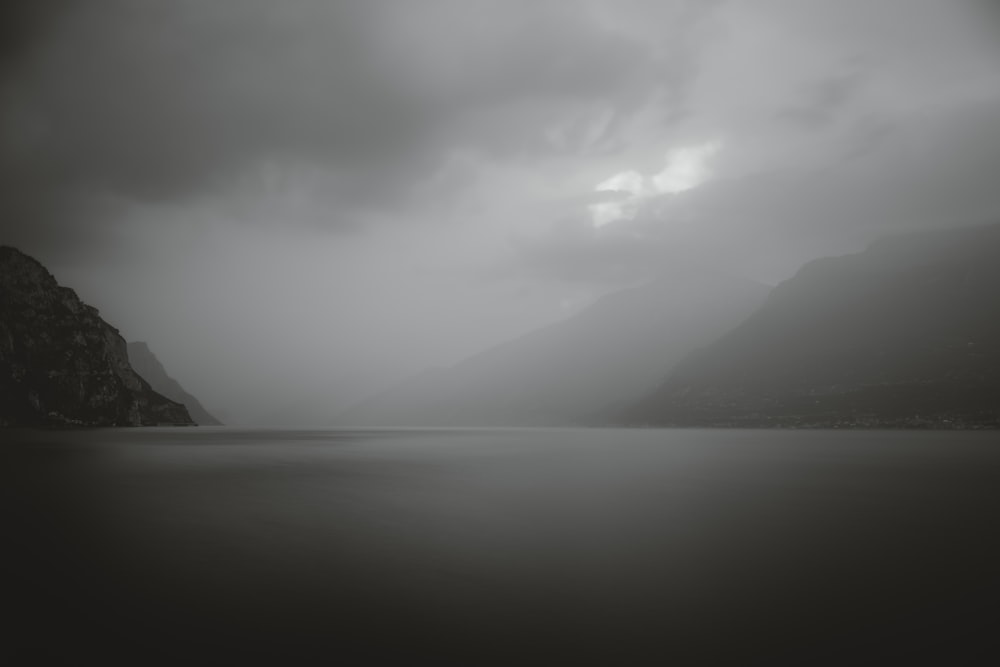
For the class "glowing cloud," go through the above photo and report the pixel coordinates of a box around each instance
[588,140,723,227]
[595,170,645,196]
[652,141,722,194]
[589,169,645,227]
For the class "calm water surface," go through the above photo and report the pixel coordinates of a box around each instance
[4,427,1000,664]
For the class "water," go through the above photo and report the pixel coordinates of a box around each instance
[4,427,999,664]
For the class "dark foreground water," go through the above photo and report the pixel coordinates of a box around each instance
[4,427,1000,665]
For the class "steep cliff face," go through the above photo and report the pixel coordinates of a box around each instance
[0,246,194,426]
[624,223,1000,427]
[127,342,221,425]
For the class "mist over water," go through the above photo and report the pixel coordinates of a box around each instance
[4,3,1000,664]
[4,1,1000,424]
[6,427,999,664]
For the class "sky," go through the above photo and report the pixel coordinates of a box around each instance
[3,0,1000,423]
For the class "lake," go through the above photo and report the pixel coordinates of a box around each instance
[4,427,999,664]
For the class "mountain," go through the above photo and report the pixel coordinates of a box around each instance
[339,271,769,426]
[624,223,1000,428]
[0,246,194,427]
[127,342,221,425]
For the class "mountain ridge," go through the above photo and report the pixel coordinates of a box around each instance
[127,341,222,425]
[623,223,1000,428]
[0,246,194,427]
[339,269,770,427]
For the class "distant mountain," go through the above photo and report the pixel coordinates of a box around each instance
[127,342,221,425]
[339,271,769,426]
[0,246,194,427]
[624,223,1000,428]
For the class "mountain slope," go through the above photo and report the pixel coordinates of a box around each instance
[0,246,194,427]
[624,223,1000,428]
[340,271,769,426]
[127,342,221,425]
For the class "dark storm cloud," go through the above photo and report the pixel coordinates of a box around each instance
[0,0,713,257]
[0,1,74,70]
[1,0,420,254]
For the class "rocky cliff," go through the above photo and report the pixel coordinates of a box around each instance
[0,246,194,426]
[623,223,1000,428]
[127,341,221,425]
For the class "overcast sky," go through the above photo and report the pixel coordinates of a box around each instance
[3,0,1000,423]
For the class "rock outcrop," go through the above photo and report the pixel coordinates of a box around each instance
[0,246,194,426]
[127,341,221,425]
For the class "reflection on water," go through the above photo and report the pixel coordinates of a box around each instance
[4,428,1000,664]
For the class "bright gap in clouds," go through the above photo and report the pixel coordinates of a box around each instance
[590,140,722,227]
[653,141,722,194]
[590,170,645,227]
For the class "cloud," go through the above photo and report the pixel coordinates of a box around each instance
[590,169,644,227]
[502,0,1000,287]
[650,140,722,194]
[587,140,722,227]
[3,0,1000,422]
[4,0,997,264]
[775,68,866,128]
[0,0,718,258]
[511,215,668,286]
[596,171,645,196]
[513,91,1000,288]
